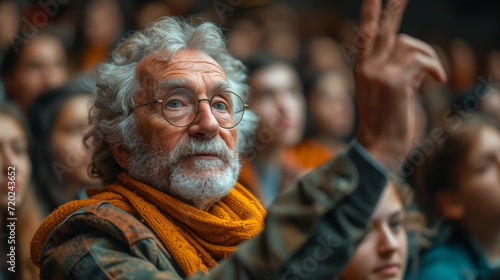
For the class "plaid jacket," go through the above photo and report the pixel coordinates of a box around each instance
[37,143,388,280]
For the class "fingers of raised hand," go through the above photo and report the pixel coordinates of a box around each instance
[392,35,448,84]
[375,0,408,51]
[358,0,408,58]
[395,34,439,59]
[358,0,382,57]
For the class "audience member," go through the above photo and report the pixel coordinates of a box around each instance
[263,20,300,63]
[340,181,419,280]
[304,36,349,74]
[302,69,355,163]
[0,0,20,55]
[0,103,41,280]
[28,85,100,216]
[1,33,68,112]
[72,0,127,72]
[226,19,263,61]
[411,116,500,279]
[239,54,306,207]
[448,38,478,95]
[134,0,172,30]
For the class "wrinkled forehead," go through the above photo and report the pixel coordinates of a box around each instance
[135,49,228,101]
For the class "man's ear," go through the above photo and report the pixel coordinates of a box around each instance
[109,142,131,170]
[436,190,465,220]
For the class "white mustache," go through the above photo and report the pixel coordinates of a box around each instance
[167,137,235,166]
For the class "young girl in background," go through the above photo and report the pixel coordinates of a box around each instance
[28,85,100,216]
[412,115,500,279]
[340,181,419,280]
[0,104,41,280]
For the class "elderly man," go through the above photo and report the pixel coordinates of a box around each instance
[30,0,446,279]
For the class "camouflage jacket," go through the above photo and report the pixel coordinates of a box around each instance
[37,143,389,279]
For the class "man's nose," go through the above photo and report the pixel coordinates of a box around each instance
[188,101,220,139]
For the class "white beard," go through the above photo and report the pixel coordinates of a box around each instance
[128,137,241,210]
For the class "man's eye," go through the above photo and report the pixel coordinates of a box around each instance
[167,100,182,108]
[212,102,227,110]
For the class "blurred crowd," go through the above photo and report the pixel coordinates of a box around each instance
[0,0,499,279]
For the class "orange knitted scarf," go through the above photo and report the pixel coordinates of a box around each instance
[31,173,266,276]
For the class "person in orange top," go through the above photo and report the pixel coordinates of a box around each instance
[304,69,356,159]
[72,0,126,72]
[239,54,307,207]
[283,138,335,169]
[278,69,356,185]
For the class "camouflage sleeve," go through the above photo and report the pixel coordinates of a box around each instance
[198,142,389,280]
[49,142,388,280]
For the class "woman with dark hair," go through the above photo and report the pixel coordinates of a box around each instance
[71,0,129,72]
[300,69,356,163]
[410,115,500,279]
[28,85,100,216]
[0,32,68,113]
[238,53,307,208]
[0,103,41,280]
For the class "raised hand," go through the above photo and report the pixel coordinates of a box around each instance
[354,0,447,172]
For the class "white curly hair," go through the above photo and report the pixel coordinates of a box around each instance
[86,17,257,184]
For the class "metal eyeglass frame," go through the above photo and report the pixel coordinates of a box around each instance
[129,88,249,129]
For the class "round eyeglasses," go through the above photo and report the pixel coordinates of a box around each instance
[129,88,249,129]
